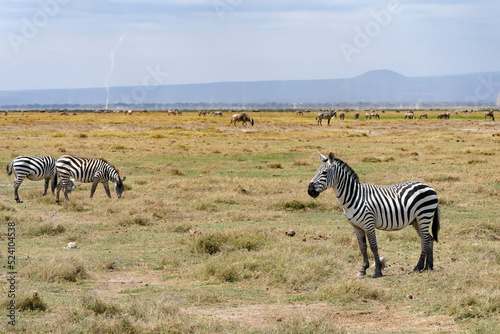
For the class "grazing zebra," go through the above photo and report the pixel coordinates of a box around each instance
[55,154,126,202]
[308,152,440,278]
[404,112,415,119]
[419,113,428,119]
[316,111,336,125]
[230,113,254,126]
[6,156,58,203]
[437,113,450,119]
[484,110,494,121]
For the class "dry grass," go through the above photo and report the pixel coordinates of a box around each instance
[0,110,499,333]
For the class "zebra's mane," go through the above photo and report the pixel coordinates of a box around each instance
[334,158,359,183]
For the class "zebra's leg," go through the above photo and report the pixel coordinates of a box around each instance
[412,222,426,272]
[102,181,111,198]
[55,181,62,203]
[50,173,57,194]
[413,220,434,272]
[353,226,370,277]
[13,178,23,203]
[43,177,50,196]
[90,180,100,198]
[365,228,383,278]
[424,235,434,270]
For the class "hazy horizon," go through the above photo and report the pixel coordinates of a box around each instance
[2,1,499,91]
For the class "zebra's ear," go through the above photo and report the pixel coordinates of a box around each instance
[328,152,335,163]
[318,152,328,162]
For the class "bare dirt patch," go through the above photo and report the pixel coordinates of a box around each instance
[185,302,458,333]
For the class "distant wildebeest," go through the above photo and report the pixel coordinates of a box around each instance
[419,113,428,119]
[316,111,336,125]
[484,110,495,121]
[296,110,304,116]
[437,113,450,119]
[230,113,254,126]
[354,112,359,119]
[339,112,345,120]
[198,110,208,116]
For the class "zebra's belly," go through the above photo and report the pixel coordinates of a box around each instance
[26,174,47,181]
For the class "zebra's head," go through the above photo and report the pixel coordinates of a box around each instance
[114,176,126,198]
[308,152,336,198]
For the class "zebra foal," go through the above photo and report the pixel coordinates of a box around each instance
[56,154,126,202]
[6,155,58,203]
[308,152,440,278]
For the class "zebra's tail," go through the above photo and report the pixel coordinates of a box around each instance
[6,163,12,176]
[432,206,440,243]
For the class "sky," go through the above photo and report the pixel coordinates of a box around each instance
[1,0,499,91]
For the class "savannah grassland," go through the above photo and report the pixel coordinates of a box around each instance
[0,110,499,333]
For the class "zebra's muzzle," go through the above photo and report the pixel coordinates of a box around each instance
[308,182,320,198]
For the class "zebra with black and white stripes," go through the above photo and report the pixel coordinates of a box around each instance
[56,154,126,202]
[308,152,440,278]
[6,155,58,203]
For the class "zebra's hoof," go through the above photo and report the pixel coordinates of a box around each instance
[357,271,366,277]
[16,200,23,203]
[373,272,383,278]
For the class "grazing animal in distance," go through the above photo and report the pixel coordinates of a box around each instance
[405,112,415,119]
[296,110,304,116]
[419,113,428,119]
[354,112,359,119]
[484,110,494,121]
[308,152,440,278]
[339,112,345,120]
[316,111,336,125]
[6,156,74,203]
[56,154,126,203]
[437,113,450,119]
[230,113,254,126]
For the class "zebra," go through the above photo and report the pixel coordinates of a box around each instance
[6,155,76,203]
[308,152,440,278]
[6,155,58,203]
[316,111,336,125]
[55,154,126,202]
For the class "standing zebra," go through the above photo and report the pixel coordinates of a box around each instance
[6,155,58,203]
[308,152,440,278]
[56,154,126,202]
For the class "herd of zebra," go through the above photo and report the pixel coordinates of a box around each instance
[6,150,442,278]
[6,154,125,204]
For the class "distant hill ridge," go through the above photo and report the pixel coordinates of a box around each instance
[1,70,499,107]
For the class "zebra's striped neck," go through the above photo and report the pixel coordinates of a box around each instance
[331,159,361,206]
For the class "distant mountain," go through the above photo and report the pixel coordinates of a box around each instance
[1,70,499,107]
